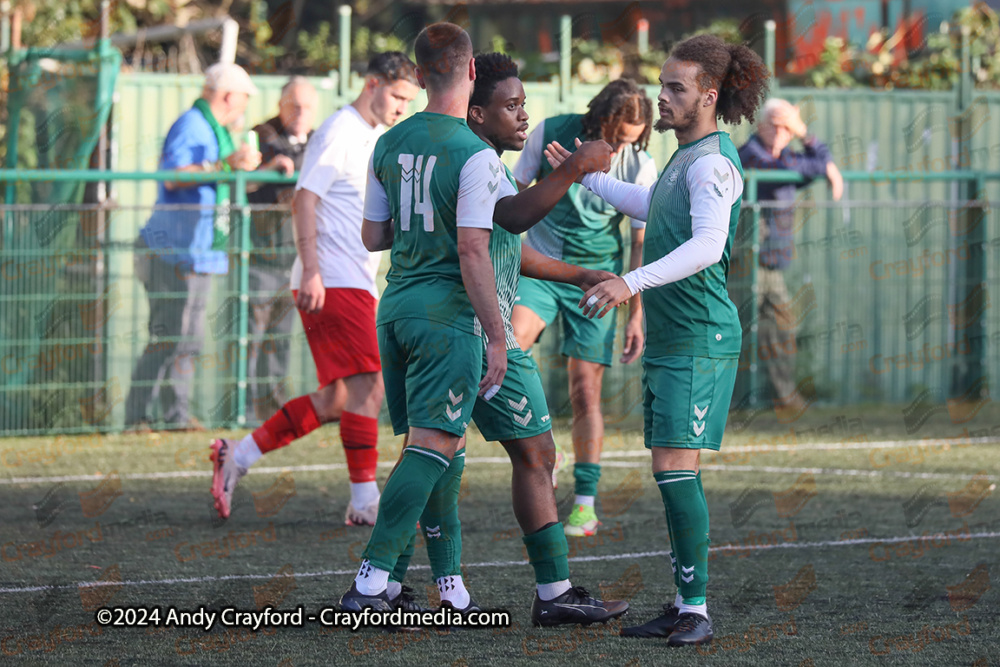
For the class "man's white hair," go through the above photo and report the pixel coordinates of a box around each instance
[760,98,792,126]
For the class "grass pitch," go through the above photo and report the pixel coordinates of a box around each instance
[1,406,998,666]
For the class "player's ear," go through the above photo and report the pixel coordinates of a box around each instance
[703,88,718,107]
[415,68,428,91]
[468,56,476,82]
[468,105,485,126]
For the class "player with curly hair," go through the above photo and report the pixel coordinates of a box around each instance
[512,78,657,539]
[545,33,770,646]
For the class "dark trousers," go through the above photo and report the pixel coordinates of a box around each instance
[247,265,295,421]
[125,244,211,426]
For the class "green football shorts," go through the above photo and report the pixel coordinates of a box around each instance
[516,276,618,366]
[642,355,739,451]
[472,347,552,442]
[378,318,482,437]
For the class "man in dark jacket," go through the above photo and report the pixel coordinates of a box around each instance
[246,77,318,420]
[737,98,843,406]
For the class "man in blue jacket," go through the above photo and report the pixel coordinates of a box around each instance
[737,98,843,406]
[125,63,262,432]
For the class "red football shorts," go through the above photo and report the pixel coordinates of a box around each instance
[293,288,381,388]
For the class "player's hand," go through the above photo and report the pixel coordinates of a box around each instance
[263,154,295,175]
[226,144,263,171]
[577,269,619,293]
[579,277,632,319]
[569,139,613,178]
[296,270,325,314]
[621,314,644,364]
[479,340,508,399]
[543,140,582,183]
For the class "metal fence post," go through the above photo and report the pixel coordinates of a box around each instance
[235,170,251,427]
[952,25,986,401]
[338,5,352,101]
[765,20,777,90]
[560,14,571,109]
[747,174,760,407]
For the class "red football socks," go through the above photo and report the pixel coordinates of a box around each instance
[253,395,321,453]
[341,411,379,483]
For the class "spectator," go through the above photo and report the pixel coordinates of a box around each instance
[125,63,262,433]
[246,77,319,420]
[737,98,843,406]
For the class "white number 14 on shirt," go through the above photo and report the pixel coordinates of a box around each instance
[398,154,437,232]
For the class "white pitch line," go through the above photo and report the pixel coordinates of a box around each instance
[700,464,984,480]
[1,452,984,485]
[601,436,1000,458]
[2,531,998,596]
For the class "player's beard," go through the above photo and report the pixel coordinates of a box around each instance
[655,103,699,134]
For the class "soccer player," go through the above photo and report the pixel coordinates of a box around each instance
[512,79,657,537]
[337,22,509,613]
[546,34,769,646]
[209,53,420,525]
[383,52,630,625]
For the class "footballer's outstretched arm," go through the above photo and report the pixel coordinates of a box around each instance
[580,154,743,319]
[520,243,617,292]
[361,153,394,251]
[494,140,613,234]
[459,150,508,396]
[544,140,655,222]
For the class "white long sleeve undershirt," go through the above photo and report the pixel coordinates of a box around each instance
[581,154,743,294]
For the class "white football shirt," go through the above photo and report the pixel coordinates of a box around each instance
[292,104,384,297]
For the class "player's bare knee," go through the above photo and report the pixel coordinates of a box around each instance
[310,385,342,423]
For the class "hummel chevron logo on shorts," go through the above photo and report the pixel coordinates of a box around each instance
[508,396,527,411]
[445,405,462,421]
[513,410,533,427]
[449,389,463,405]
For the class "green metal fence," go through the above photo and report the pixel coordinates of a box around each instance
[0,168,995,435]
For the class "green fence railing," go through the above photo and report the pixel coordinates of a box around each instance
[0,168,996,435]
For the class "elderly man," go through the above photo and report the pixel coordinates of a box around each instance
[737,98,843,406]
[125,63,262,433]
[246,77,319,420]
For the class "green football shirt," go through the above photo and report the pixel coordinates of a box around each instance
[643,131,744,358]
[513,114,657,268]
[366,112,503,335]
[488,165,522,350]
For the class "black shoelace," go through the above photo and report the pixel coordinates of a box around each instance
[673,613,705,633]
[567,586,594,603]
[397,586,418,606]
